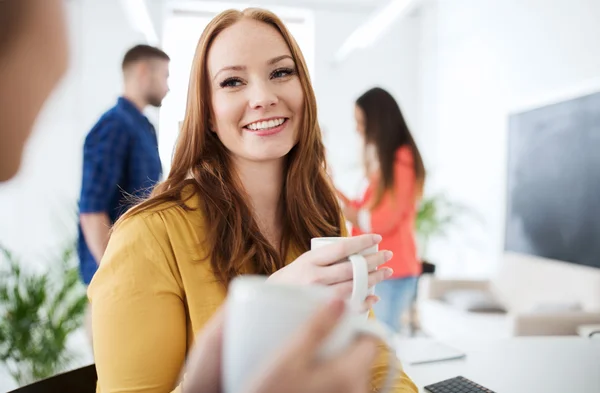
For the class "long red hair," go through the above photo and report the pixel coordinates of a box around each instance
[119,8,342,286]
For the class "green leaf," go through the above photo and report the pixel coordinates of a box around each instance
[415,193,482,259]
[0,232,87,385]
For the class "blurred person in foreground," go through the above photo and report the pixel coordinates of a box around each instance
[0,2,406,393]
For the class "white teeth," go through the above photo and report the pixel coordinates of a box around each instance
[247,118,285,130]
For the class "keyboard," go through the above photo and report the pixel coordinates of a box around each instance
[424,376,496,393]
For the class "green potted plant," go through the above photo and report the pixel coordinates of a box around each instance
[415,193,476,274]
[0,243,88,386]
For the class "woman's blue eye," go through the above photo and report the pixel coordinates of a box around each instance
[271,68,296,79]
[220,68,296,87]
[220,78,243,88]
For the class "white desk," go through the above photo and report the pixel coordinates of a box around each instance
[397,337,600,393]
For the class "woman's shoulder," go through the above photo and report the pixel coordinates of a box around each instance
[111,184,206,253]
[91,185,208,292]
[109,207,173,258]
[130,184,204,224]
[396,145,414,165]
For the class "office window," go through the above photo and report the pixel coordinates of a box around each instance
[158,2,315,174]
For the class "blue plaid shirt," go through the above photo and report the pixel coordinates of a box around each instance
[78,97,162,284]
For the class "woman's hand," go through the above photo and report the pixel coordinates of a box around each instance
[268,234,393,298]
[183,299,379,393]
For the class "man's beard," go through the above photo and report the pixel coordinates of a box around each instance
[147,94,163,108]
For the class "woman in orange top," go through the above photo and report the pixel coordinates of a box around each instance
[340,87,426,333]
[88,9,417,393]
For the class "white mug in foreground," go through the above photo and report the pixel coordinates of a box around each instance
[222,276,396,393]
[311,237,378,318]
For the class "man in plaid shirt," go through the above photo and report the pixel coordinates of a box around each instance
[78,45,170,286]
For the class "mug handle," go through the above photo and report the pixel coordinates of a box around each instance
[348,254,369,313]
[353,320,397,393]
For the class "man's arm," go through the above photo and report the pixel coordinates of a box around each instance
[80,212,111,264]
[79,121,129,264]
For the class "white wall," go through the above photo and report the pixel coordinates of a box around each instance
[419,0,600,276]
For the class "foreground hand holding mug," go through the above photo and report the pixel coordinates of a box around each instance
[245,297,379,393]
[222,277,397,393]
[182,297,379,393]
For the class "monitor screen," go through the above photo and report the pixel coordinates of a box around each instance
[505,91,600,269]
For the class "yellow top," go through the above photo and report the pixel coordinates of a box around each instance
[88,189,418,393]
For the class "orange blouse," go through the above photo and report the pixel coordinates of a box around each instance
[350,146,421,279]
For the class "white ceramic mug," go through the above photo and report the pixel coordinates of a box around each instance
[222,276,396,393]
[311,237,378,318]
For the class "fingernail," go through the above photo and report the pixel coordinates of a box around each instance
[384,268,393,278]
[372,234,382,243]
[384,250,393,261]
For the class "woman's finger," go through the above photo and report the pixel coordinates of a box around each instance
[329,265,392,295]
[364,250,393,272]
[358,295,380,312]
[315,261,355,285]
[308,235,382,266]
[365,294,380,306]
[317,249,391,285]
[368,267,393,287]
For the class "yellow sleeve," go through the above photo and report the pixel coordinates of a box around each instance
[88,212,187,393]
[368,310,418,392]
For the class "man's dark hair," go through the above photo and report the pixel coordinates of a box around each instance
[122,44,170,70]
